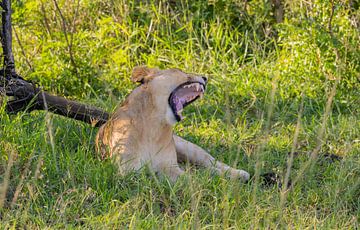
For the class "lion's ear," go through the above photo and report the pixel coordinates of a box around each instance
[131,66,159,84]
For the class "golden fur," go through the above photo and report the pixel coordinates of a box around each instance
[96,66,250,182]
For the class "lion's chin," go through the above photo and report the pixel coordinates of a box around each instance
[165,107,179,125]
[168,82,205,122]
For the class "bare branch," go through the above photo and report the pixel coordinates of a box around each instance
[13,26,33,71]
[328,0,335,36]
[53,0,78,71]
[40,1,53,37]
[1,76,109,127]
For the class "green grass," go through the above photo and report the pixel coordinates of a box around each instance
[1,0,359,228]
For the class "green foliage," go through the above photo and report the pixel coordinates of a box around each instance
[1,0,359,228]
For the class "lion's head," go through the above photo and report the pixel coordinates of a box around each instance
[131,66,207,124]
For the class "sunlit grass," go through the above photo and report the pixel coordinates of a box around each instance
[1,0,359,228]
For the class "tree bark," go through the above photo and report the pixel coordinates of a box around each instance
[2,77,109,127]
[1,0,16,76]
[36,91,109,127]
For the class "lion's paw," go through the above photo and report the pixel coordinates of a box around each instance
[236,170,250,182]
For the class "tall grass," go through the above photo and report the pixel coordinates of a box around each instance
[1,0,359,228]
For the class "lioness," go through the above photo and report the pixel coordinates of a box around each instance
[96,66,250,182]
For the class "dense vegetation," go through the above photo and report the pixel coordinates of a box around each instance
[1,0,359,228]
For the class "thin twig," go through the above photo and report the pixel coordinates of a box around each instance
[40,0,53,37]
[13,26,33,71]
[328,0,335,37]
[53,0,77,71]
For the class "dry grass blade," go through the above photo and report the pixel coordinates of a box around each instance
[0,149,15,209]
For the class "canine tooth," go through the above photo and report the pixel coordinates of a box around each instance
[195,84,200,91]
[200,85,204,91]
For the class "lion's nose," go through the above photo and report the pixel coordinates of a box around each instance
[202,76,208,83]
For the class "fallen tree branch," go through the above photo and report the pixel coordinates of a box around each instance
[37,91,110,127]
[1,74,109,127]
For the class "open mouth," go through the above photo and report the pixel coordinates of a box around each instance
[168,81,205,121]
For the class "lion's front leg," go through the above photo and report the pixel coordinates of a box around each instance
[154,138,185,182]
[173,135,250,181]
